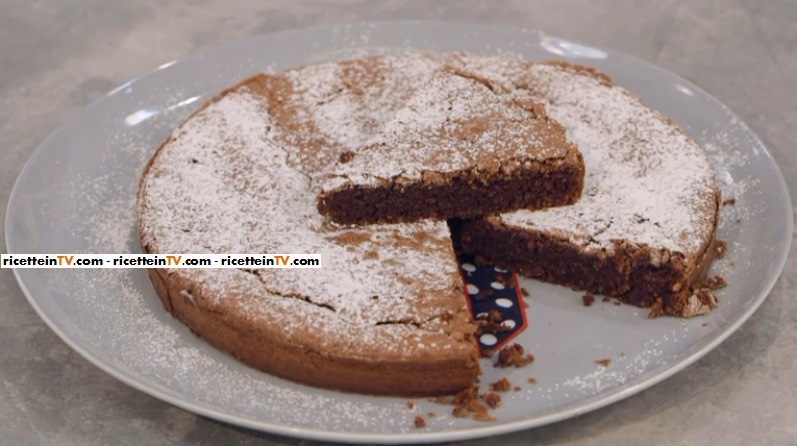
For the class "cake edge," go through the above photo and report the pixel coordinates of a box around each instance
[146,267,480,396]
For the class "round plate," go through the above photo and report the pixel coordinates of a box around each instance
[5,21,792,443]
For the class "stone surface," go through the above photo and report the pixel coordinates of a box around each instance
[1,0,796,444]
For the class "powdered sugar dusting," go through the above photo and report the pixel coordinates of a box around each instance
[304,53,570,189]
[533,342,665,401]
[702,117,759,226]
[284,54,434,163]
[700,116,763,277]
[454,56,718,255]
[138,87,471,357]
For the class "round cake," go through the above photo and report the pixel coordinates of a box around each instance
[137,51,722,397]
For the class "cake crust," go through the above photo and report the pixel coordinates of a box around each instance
[146,268,478,395]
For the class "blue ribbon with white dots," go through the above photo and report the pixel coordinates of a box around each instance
[457,253,528,355]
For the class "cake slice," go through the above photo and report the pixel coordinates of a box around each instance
[451,57,722,317]
[315,58,584,225]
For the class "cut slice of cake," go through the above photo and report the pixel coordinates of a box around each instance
[451,57,722,317]
[315,58,584,225]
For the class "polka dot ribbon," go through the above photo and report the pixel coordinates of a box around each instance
[457,253,528,356]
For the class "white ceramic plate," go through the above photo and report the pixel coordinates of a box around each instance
[5,21,792,444]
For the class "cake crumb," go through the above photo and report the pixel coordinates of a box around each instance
[715,240,728,259]
[702,322,708,327]
[702,275,727,290]
[466,399,486,413]
[602,295,611,303]
[595,358,611,367]
[489,377,511,392]
[473,254,490,265]
[447,386,495,422]
[474,288,494,301]
[473,412,496,422]
[414,415,426,428]
[427,412,435,417]
[481,391,501,408]
[527,377,537,384]
[451,387,477,404]
[434,395,449,404]
[452,406,468,418]
[648,297,664,319]
[613,300,622,306]
[521,287,530,297]
[695,288,718,306]
[513,386,521,392]
[338,150,356,163]
[722,197,736,206]
[494,343,534,368]
[406,400,414,410]
[476,309,509,338]
[582,292,595,306]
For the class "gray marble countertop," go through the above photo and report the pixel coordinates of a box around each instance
[1,1,795,444]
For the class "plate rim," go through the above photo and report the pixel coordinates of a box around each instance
[5,20,793,444]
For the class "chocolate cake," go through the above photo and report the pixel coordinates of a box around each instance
[316,62,584,225]
[137,51,722,399]
[138,52,577,397]
[450,56,721,317]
